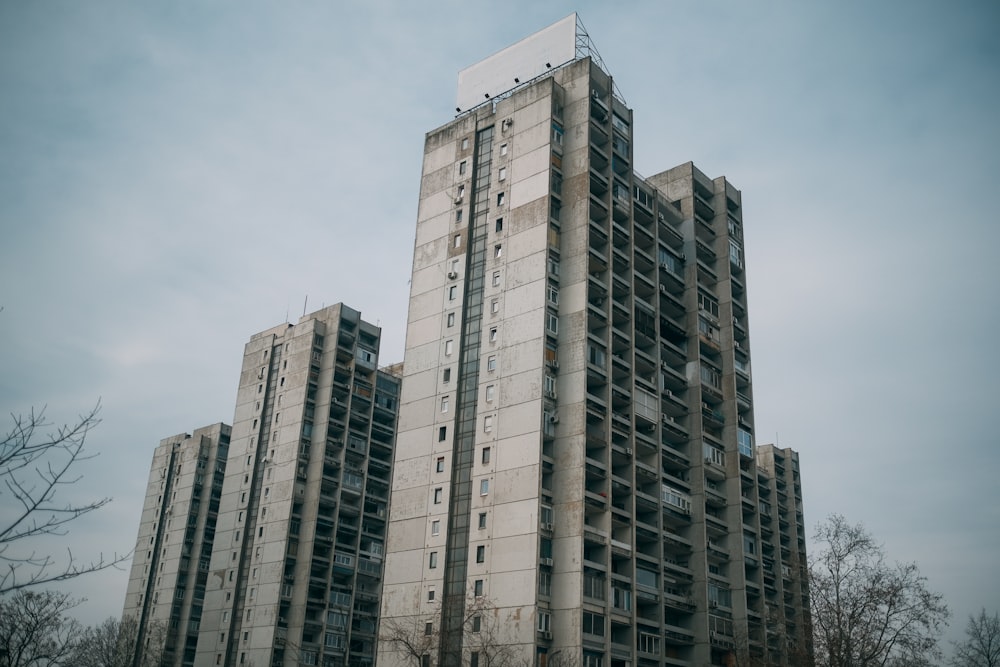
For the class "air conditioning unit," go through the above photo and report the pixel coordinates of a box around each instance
[455,196,463,205]
[624,448,633,456]
[447,271,458,279]
[541,522,553,531]
[540,557,553,566]
[540,630,553,640]
[548,413,559,424]
[710,601,719,608]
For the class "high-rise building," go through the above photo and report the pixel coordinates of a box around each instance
[123,423,231,667]
[379,15,810,667]
[189,304,400,667]
[124,304,402,667]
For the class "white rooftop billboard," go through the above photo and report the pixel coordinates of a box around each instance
[456,13,577,112]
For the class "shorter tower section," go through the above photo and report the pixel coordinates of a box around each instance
[123,423,232,667]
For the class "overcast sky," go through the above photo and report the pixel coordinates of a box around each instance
[2,0,997,652]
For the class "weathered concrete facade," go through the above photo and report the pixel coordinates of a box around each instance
[123,423,231,667]
[190,304,400,667]
[379,18,810,667]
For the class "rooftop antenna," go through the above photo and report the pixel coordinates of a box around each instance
[302,295,309,318]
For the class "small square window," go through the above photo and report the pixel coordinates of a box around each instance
[445,340,454,356]
[448,285,457,301]
[478,512,487,529]
[436,456,445,473]
[453,234,461,248]
[443,367,451,383]
[476,545,486,563]
[487,356,497,372]
[474,579,484,597]
[438,426,447,442]
[482,447,491,464]
[428,589,436,602]
[456,209,463,223]
[483,417,493,434]
[489,327,498,343]
[480,479,489,495]
[496,192,505,207]
[494,244,502,258]
[472,615,482,632]
[500,143,508,156]
[491,299,499,314]
[447,312,455,327]
[498,167,507,181]
[459,160,467,175]
[433,488,443,504]
[425,621,434,636]
[492,271,501,286]
[441,396,449,413]
[495,218,503,233]
[429,552,438,568]
[431,520,440,536]
[462,138,469,150]
[486,385,495,402]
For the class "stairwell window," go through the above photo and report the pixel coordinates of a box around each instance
[429,552,438,568]
[496,192,505,207]
[498,166,507,181]
[494,244,502,258]
[476,545,486,563]
[433,488,443,504]
[480,479,489,495]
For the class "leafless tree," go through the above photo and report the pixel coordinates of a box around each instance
[72,615,166,667]
[0,589,83,667]
[809,515,949,667]
[1,401,129,593]
[379,597,531,667]
[952,609,1000,667]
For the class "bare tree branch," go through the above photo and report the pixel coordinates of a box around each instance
[0,589,83,667]
[809,515,949,667]
[952,609,1000,667]
[0,401,131,593]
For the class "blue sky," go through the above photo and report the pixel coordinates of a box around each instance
[1,0,997,651]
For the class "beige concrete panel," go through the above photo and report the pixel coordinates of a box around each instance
[401,310,444,350]
[413,211,451,249]
[492,431,540,472]
[385,486,429,522]
[499,367,541,405]
[385,516,427,553]
[409,235,447,274]
[496,399,543,441]
[511,95,556,135]
[490,497,540,538]
[505,249,546,290]
[423,141,458,176]
[381,548,425,585]
[502,278,545,319]
[390,451,434,491]
[397,396,436,432]
[487,533,537,573]
[509,153,550,211]
[509,197,548,237]
[497,309,545,348]
[499,337,544,378]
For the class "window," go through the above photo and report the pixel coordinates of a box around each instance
[496,192,505,207]
[551,123,564,147]
[428,589,435,602]
[737,429,754,457]
[698,291,720,319]
[445,339,453,355]
[500,143,508,156]
[494,244,502,258]
[537,611,551,632]
[544,374,557,398]
[433,488,443,504]
[448,285,457,301]
[474,579,484,597]
[476,545,485,563]
[538,570,552,596]
[443,367,451,383]
[582,612,606,637]
[455,209,463,224]
[583,653,604,667]
[431,520,440,536]
[495,218,503,233]
[498,166,506,181]
[436,456,445,473]
[446,312,455,329]
[491,299,499,314]
[492,271,501,286]
[472,615,482,632]
[487,356,497,372]
[438,426,447,441]
[453,234,461,248]
[461,137,469,150]
[429,552,438,569]
[422,656,431,667]
[547,285,559,305]
[486,384,495,402]
[478,512,487,529]
[483,416,493,433]
[441,396,449,413]
[489,326,498,343]
[470,653,479,667]
[480,479,489,495]
[459,160,467,175]
[457,184,465,199]
[547,255,560,276]
[547,312,558,334]
[482,446,491,464]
